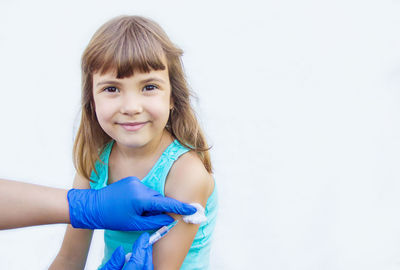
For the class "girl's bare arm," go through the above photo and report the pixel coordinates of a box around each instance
[49,173,94,270]
[152,151,214,270]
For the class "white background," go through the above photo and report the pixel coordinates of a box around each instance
[1,0,400,269]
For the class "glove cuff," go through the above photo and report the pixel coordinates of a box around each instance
[67,188,100,229]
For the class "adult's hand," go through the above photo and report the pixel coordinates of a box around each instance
[100,232,153,270]
[67,176,196,230]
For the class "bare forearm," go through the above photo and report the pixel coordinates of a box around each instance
[0,179,70,229]
[49,254,87,270]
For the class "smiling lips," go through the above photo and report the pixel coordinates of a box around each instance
[118,121,148,131]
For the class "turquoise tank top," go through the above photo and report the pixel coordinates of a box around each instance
[90,139,218,269]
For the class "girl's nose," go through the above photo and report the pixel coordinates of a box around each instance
[120,92,143,115]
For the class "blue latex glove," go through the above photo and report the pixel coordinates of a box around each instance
[100,232,153,270]
[67,176,196,230]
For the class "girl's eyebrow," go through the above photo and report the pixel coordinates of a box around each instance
[96,80,123,87]
[139,77,166,84]
[95,77,166,87]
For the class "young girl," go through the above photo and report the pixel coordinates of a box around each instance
[50,15,217,269]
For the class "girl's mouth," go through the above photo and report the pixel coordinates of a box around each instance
[118,121,148,131]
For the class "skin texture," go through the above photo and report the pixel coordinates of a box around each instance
[92,68,172,157]
[49,173,94,270]
[0,179,70,229]
[152,151,213,269]
[51,63,214,269]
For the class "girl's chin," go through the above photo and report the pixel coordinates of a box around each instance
[113,136,155,149]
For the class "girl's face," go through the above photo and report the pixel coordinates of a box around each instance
[92,66,172,150]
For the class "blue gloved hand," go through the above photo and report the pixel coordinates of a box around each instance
[100,232,153,270]
[67,176,196,230]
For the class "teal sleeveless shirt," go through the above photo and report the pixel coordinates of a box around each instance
[90,140,218,269]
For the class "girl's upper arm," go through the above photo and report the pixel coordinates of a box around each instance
[152,151,213,270]
[49,173,94,270]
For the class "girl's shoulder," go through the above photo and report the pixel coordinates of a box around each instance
[164,150,214,204]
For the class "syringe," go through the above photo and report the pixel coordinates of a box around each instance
[125,220,179,262]
[149,219,178,245]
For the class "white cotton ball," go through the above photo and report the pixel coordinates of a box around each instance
[183,203,207,224]
[125,252,132,263]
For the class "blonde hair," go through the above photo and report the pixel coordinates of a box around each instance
[73,15,212,181]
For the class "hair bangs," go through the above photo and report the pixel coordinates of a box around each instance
[84,19,167,78]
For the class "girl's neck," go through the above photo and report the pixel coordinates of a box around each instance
[113,130,173,161]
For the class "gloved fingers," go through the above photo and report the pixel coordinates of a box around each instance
[121,176,159,195]
[148,196,197,216]
[131,232,150,255]
[134,214,174,230]
[140,233,154,270]
[126,232,153,270]
[143,243,154,270]
[100,246,126,270]
[119,176,141,183]
[106,176,141,191]
[142,210,158,217]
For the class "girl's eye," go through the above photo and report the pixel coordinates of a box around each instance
[143,84,158,92]
[104,86,119,93]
